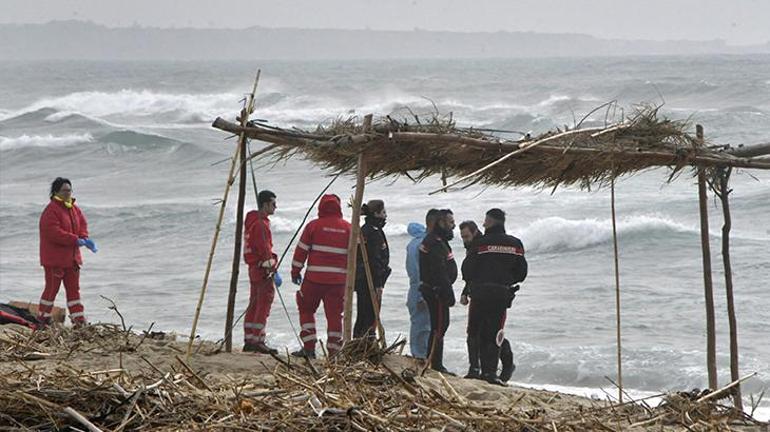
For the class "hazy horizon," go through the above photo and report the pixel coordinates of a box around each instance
[2,18,769,47]
[1,0,769,45]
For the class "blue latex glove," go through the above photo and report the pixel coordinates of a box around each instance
[292,273,302,285]
[83,238,98,253]
[77,238,87,247]
[273,273,283,288]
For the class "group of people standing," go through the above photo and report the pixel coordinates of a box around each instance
[241,189,527,384]
[406,208,527,384]
[35,177,527,384]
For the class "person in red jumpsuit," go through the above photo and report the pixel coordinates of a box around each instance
[243,190,283,354]
[289,194,351,359]
[38,177,97,326]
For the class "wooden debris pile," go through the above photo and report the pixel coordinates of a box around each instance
[0,324,766,431]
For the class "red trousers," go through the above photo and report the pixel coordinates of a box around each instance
[296,280,344,354]
[244,265,275,346]
[39,266,85,323]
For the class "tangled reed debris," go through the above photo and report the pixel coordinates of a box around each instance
[1,322,765,431]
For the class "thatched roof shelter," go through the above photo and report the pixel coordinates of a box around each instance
[212,107,770,191]
[203,94,770,410]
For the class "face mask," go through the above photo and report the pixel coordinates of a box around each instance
[368,215,386,228]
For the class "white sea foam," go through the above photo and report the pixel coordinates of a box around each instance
[0,133,94,151]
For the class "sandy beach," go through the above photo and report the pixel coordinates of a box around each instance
[1,322,766,431]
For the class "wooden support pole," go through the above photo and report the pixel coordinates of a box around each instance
[358,231,387,348]
[610,175,623,403]
[343,114,372,342]
[716,167,742,410]
[224,71,260,352]
[187,143,240,358]
[696,124,718,390]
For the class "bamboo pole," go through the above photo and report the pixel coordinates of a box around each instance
[343,114,372,342]
[224,71,261,352]
[358,231,387,348]
[715,167,742,410]
[610,174,623,403]
[696,124,718,390]
[186,142,242,357]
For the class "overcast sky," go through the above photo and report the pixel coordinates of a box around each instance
[2,0,769,45]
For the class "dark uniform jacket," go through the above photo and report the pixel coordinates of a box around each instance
[419,232,458,305]
[462,225,527,305]
[356,216,391,288]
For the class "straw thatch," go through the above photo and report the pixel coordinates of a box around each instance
[212,105,770,191]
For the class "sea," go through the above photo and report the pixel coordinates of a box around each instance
[1,56,768,417]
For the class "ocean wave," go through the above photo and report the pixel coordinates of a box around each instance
[519,214,696,253]
[0,89,240,125]
[0,89,606,130]
[0,128,183,152]
[97,130,183,150]
[0,133,94,151]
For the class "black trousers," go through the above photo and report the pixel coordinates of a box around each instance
[424,292,450,370]
[472,298,507,377]
[466,301,481,371]
[353,279,378,339]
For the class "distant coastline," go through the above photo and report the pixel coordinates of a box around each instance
[1,20,769,61]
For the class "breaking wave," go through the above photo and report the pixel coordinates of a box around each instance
[0,133,94,151]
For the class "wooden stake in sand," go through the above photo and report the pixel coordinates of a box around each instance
[696,124,718,390]
[343,114,373,342]
[358,230,387,348]
[224,70,261,352]
[186,142,241,358]
[610,171,623,403]
[712,166,743,411]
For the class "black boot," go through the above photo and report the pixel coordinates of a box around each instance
[464,367,482,380]
[499,339,515,382]
[290,348,316,359]
[433,365,457,376]
[482,373,506,386]
[467,334,481,373]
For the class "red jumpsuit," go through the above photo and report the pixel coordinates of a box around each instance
[38,198,88,324]
[291,195,351,355]
[243,210,278,348]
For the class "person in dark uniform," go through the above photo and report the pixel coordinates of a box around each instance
[419,209,457,374]
[353,200,391,339]
[463,209,527,385]
[459,220,483,378]
[460,220,516,381]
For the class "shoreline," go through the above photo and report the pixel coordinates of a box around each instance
[1,322,767,430]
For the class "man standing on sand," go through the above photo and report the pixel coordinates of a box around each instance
[462,209,527,385]
[405,209,439,361]
[290,194,351,359]
[419,209,458,374]
[460,220,516,382]
[243,190,282,354]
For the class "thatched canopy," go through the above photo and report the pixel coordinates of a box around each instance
[212,107,770,191]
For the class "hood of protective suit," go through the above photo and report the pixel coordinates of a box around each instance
[407,222,426,238]
[318,194,343,218]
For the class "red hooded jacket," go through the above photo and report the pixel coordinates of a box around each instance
[244,210,277,280]
[39,198,88,268]
[291,194,351,285]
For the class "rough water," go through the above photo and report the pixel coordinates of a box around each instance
[1,56,768,416]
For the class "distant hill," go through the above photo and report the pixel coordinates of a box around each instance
[2,20,768,60]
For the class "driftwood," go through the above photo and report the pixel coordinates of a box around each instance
[2,324,766,431]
